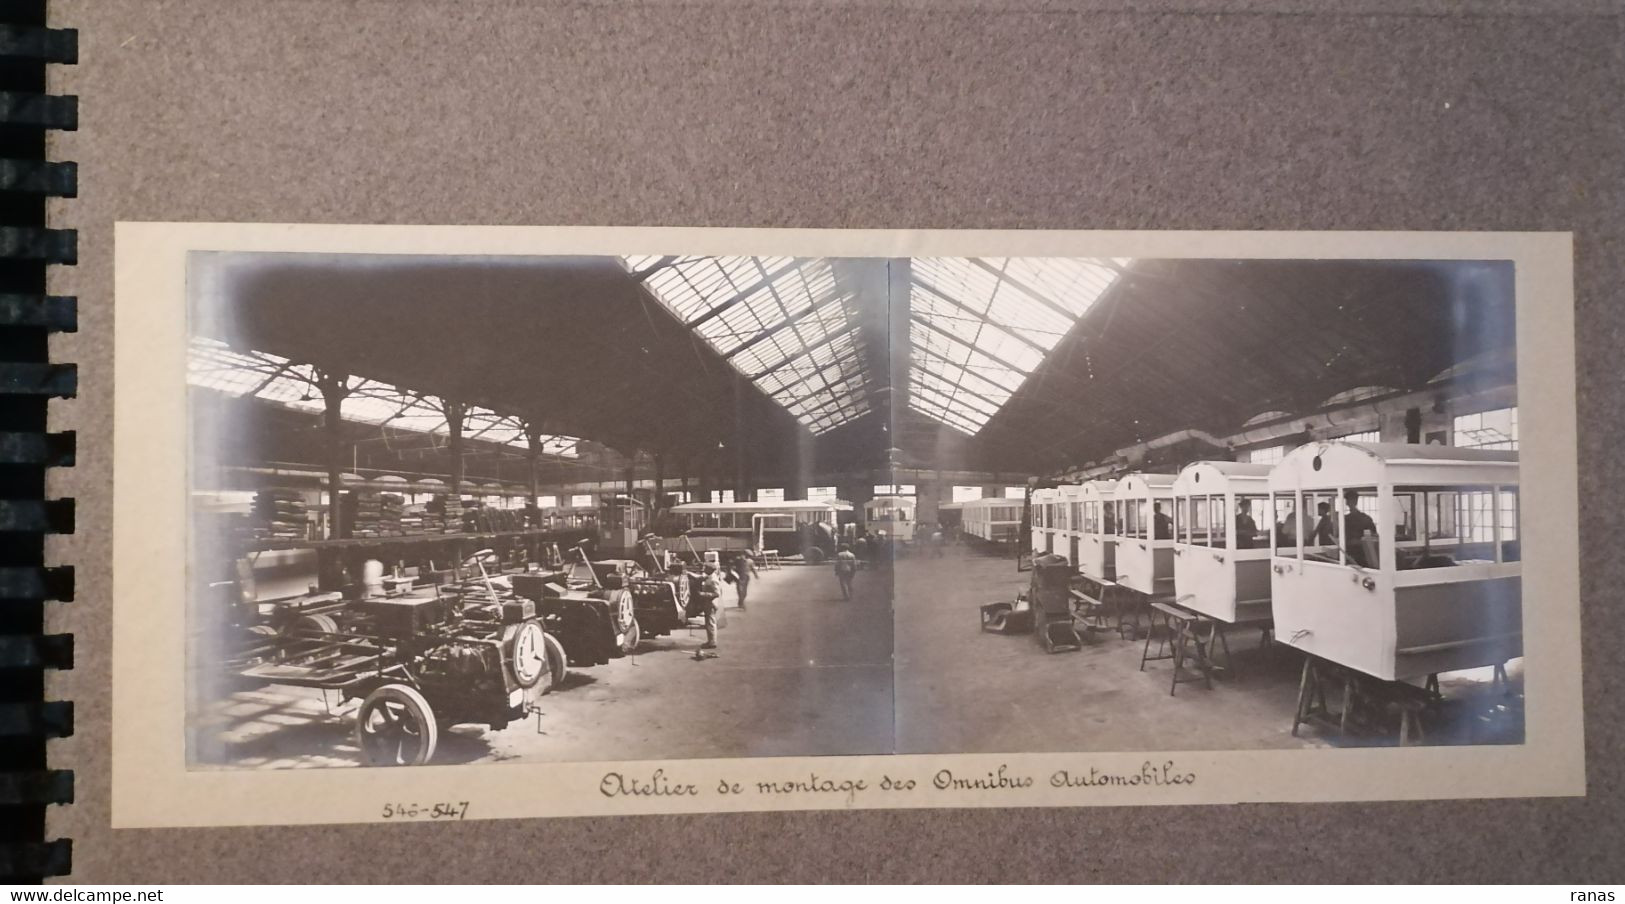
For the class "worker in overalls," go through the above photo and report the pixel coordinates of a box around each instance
[698,564,723,650]
[731,552,758,610]
[834,544,857,600]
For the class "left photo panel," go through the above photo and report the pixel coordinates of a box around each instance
[183,252,899,768]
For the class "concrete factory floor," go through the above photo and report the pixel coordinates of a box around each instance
[893,545,1524,754]
[197,544,1522,769]
[196,560,897,768]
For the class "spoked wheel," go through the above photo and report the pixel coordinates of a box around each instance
[611,590,639,656]
[542,632,568,691]
[355,683,437,766]
[805,547,827,565]
[672,575,691,620]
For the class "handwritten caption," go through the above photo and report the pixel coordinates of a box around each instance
[381,800,471,821]
[598,761,1196,805]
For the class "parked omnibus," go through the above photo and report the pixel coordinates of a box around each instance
[961,498,1023,548]
[668,499,851,563]
[862,495,917,544]
[596,493,649,556]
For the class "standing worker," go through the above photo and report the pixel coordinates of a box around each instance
[1312,501,1337,547]
[1343,489,1377,567]
[732,552,758,610]
[1235,501,1259,550]
[1153,502,1174,540]
[834,544,857,600]
[697,564,723,651]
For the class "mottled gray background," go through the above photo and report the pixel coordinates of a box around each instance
[48,0,1625,883]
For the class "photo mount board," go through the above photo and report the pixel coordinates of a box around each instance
[110,223,1580,828]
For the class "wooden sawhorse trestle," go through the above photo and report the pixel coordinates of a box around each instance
[1293,656,1434,745]
[1139,601,1226,696]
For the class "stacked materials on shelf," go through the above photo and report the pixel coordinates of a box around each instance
[342,490,384,538]
[470,502,525,533]
[469,501,502,533]
[379,493,405,535]
[399,504,425,535]
[343,490,407,538]
[407,502,443,535]
[428,494,467,533]
[252,488,309,542]
[488,507,521,532]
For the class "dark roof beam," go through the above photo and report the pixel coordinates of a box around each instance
[245,361,301,398]
[913,316,1031,393]
[907,362,1008,417]
[747,325,851,381]
[794,393,866,425]
[913,280,1051,357]
[684,258,805,330]
[966,257,1092,324]
[725,292,846,363]
[780,368,869,421]
[628,256,681,283]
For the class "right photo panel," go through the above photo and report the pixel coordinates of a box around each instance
[889,257,1521,755]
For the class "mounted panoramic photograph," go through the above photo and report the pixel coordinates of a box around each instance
[112,225,1583,827]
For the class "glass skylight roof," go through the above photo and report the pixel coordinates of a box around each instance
[624,256,870,435]
[907,258,1126,435]
[187,337,580,457]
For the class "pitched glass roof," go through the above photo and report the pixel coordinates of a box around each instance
[907,257,1127,435]
[623,256,870,435]
[187,337,580,456]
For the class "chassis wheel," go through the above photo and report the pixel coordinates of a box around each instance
[542,631,567,692]
[610,590,638,657]
[355,683,437,766]
[294,613,338,636]
[805,547,827,565]
[672,576,691,619]
[245,624,282,663]
[505,620,547,690]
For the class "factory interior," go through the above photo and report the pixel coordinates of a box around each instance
[186,253,1524,768]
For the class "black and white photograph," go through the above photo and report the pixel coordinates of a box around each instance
[892,257,1524,756]
[105,224,1581,826]
[182,245,1525,769]
[185,251,902,768]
